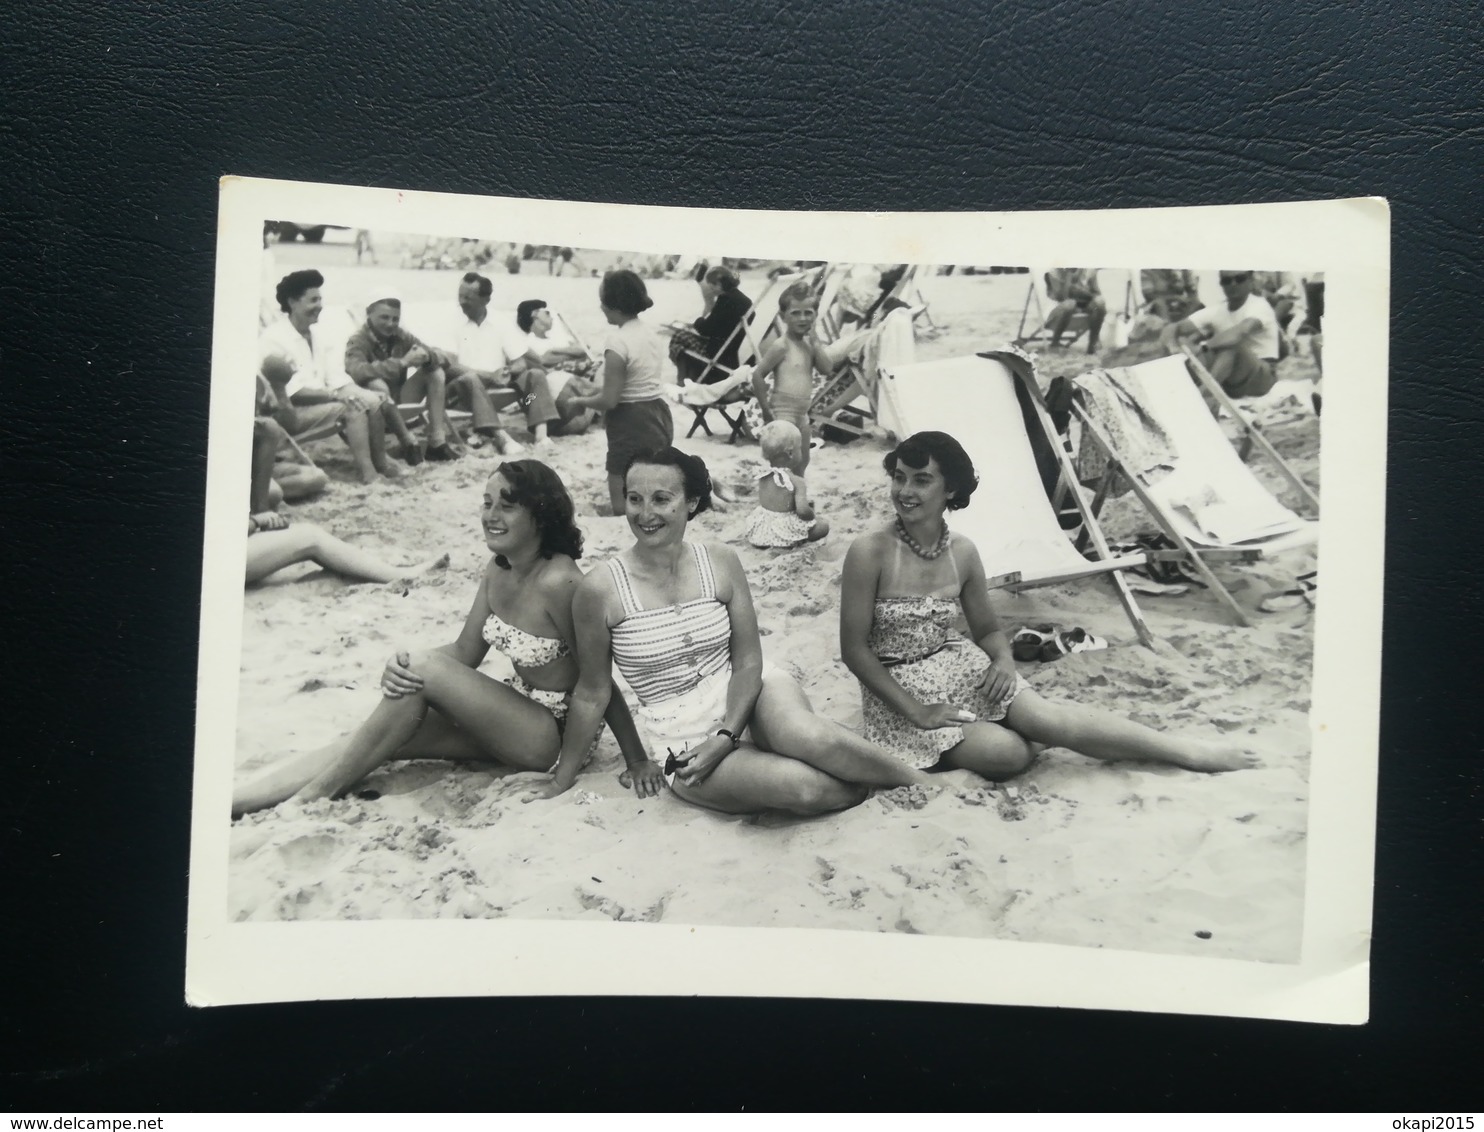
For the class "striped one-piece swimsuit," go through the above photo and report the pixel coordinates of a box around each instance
[607,542,733,751]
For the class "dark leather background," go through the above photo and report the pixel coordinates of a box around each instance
[4,0,1479,1111]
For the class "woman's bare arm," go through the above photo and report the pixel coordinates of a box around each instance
[839,534,929,726]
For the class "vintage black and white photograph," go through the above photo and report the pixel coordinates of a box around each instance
[188,180,1386,1019]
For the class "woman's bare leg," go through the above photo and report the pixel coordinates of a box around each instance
[671,746,865,816]
[1004,689,1257,772]
[245,524,446,585]
[939,721,1039,781]
[294,652,563,801]
[748,670,934,788]
[232,697,536,816]
[606,473,625,516]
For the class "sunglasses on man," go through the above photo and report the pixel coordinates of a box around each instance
[1219,273,1252,286]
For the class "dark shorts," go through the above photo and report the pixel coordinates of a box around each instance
[604,398,674,475]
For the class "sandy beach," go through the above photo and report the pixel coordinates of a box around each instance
[230,251,1320,962]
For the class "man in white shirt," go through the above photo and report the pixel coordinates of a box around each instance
[445,272,560,451]
[1159,270,1280,398]
[258,269,400,483]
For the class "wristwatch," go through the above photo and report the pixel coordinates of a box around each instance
[715,728,741,751]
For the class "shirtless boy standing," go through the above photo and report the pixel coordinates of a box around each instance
[750,281,831,473]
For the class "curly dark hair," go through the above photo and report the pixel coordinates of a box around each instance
[516,299,548,333]
[489,460,584,568]
[883,431,979,511]
[599,269,654,316]
[622,447,713,516]
[275,269,325,313]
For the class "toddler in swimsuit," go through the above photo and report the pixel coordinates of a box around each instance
[750,281,833,473]
[745,420,830,549]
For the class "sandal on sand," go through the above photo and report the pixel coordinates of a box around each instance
[1039,627,1108,661]
[1013,624,1058,662]
[1259,571,1317,613]
[425,442,460,462]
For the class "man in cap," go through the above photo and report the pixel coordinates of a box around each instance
[343,288,463,462]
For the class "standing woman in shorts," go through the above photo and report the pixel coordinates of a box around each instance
[566,269,674,514]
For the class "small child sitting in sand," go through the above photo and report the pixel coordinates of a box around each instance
[751,282,833,473]
[745,421,830,549]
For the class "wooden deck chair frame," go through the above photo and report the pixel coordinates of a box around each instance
[1066,348,1318,628]
[1014,271,1089,348]
[885,351,1157,647]
[807,290,922,442]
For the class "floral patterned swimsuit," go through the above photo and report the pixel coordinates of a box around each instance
[859,540,1029,769]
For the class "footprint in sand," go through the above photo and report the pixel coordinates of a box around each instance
[274,832,343,870]
[875,784,941,811]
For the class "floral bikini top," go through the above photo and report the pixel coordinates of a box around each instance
[482,610,570,669]
[869,536,966,667]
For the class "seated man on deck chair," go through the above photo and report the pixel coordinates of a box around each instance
[1045,267,1106,353]
[442,272,561,452]
[345,289,499,463]
[1158,269,1280,400]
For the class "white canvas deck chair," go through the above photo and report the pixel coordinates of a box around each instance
[678,268,821,441]
[1068,349,1319,628]
[880,350,1156,645]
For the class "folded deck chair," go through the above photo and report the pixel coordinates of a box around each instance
[681,269,817,441]
[880,349,1156,646]
[1068,350,1319,627]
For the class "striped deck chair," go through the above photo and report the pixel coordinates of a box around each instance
[1068,349,1319,627]
[881,349,1156,646]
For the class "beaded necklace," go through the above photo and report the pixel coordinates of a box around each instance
[894,516,951,560]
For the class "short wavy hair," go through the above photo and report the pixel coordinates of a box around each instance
[883,431,979,511]
[275,269,324,313]
[490,460,584,567]
[703,265,741,293]
[622,447,713,516]
[516,299,547,333]
[599,269,654,316]
[778,280,817,312]
[461,271,493,300]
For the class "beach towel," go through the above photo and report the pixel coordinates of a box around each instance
[1072,367,1178,491]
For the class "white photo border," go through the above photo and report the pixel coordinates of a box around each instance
[189,178,1387,1021]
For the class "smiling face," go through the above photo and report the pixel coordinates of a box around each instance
[367,300,401,337]
[890,456,953,522]
[624,462,693,546]
[781,297,818,337]
[287,285,324,326]
[481,472,538,555]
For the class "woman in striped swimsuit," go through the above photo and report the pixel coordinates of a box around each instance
[528,447,935,814]
[231,460,648,815]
